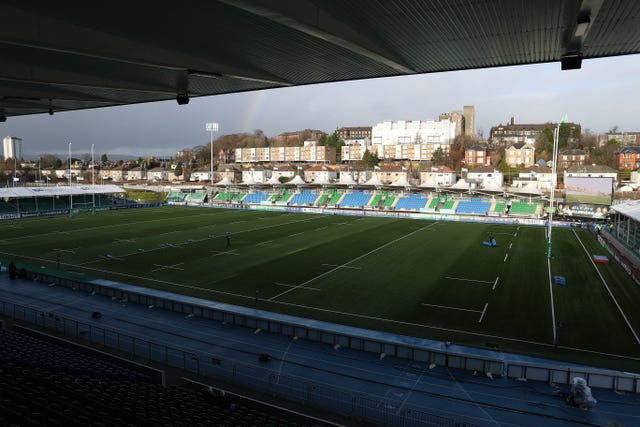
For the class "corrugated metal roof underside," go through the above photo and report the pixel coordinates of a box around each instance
[0,0,639,119]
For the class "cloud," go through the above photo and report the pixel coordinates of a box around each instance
[3,54,640,158]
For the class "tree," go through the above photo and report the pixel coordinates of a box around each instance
[431,148,447,165]
[558,122,571,149]
[361,149,380,167]
[589,139,620,168]
[535,125,555,160]
[100,153,108,163]
[174,162,183,179]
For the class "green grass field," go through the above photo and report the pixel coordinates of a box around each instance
[2,206,639,372]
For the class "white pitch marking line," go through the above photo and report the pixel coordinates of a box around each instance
[445,276,493,284]
[210,250,239,257]
[509,243,513,250]
[315,226,328,231]
[322,263,362,270]
[492,277,499,290]
[270,222,438,301]
[421,303,482,313]
[274,282,320,291]
[152,262,184,272]
[547,256,558,345]
[503,253,509,263]
[288,232,304,237]
[573,229,640,345]
[54,248,77,254]
[478,303,489,323]
[55,231,70,235]
[255,240,274,246]
[114,238,136,243]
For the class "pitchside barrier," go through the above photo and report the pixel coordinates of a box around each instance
[6,266,640,395]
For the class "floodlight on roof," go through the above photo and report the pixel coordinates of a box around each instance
[176,93,190,105]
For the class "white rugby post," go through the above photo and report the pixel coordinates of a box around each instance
[546,115,567,259]
[206,122,219,185]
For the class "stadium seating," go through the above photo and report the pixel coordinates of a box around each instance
[166,192,186,202]
[394,194,428,211]
[0,329,150,382]
[509,201,539,215]
[289,190,318,205]
[440,200,457,213]
[369,193,383,207]
[269,190,293,203]
[186,193,206,203]
[383,193,396,207]
[213,191,233,202]
[242,191,269,204]
[325,189,343,205]
[492,202,506,214]
[339,191,370,208]
[0,328,307,426]
[456,198,491,215]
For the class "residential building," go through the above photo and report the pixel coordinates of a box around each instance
[147,167,168,181]
[466,165,504,188]
[505,142,535,168]
[217,148,234,164]
[464,144,491,166]
[371,119,456,148]
[438,111,465,138]
[336,126,372,140]
[190,170,211,182]
[127,167,146,181]
[99,168,126,181]
[615,146,640,170]
[242,166,270,184]
[270,165,296,181]
[489,117,580,146]
[373,165,408,185]
[512,165,555,191]
[303,165,338,183]
[597,132,640,147]
[373,143,449,162]
[559,149,588,170]
[420,165,457,187]
[3,136,22,159]
[235,145,336,164]
[216,167,242,183]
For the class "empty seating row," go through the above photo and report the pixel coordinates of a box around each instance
[242,191,269,204]
[456,198,491,214]
[339,191,370,208]
[395,194,428,211]
[509,201,539,214]
[288,190,318,205]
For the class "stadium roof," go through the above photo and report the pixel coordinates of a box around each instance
[0,184,124,198]
[611,200,640,223]
[1,0,640,119]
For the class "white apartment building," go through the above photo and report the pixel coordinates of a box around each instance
[371,119,456,147]
[3,136,22,159]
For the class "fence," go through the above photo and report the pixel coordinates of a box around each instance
[0,298,483,427]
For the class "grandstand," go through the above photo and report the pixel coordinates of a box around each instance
[242,191,269,204]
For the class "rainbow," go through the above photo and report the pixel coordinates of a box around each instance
[239,90,268,132]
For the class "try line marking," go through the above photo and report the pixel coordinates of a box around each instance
[573,229,640,345]
[210,250,239,257]
[269,222,439,301]
[445,276,493,284]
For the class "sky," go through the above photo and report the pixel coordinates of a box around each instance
[2,53,640,159]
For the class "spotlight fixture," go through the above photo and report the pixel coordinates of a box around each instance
[0,114,6,122]
[176,93,190,105]
[561,52,582,70]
